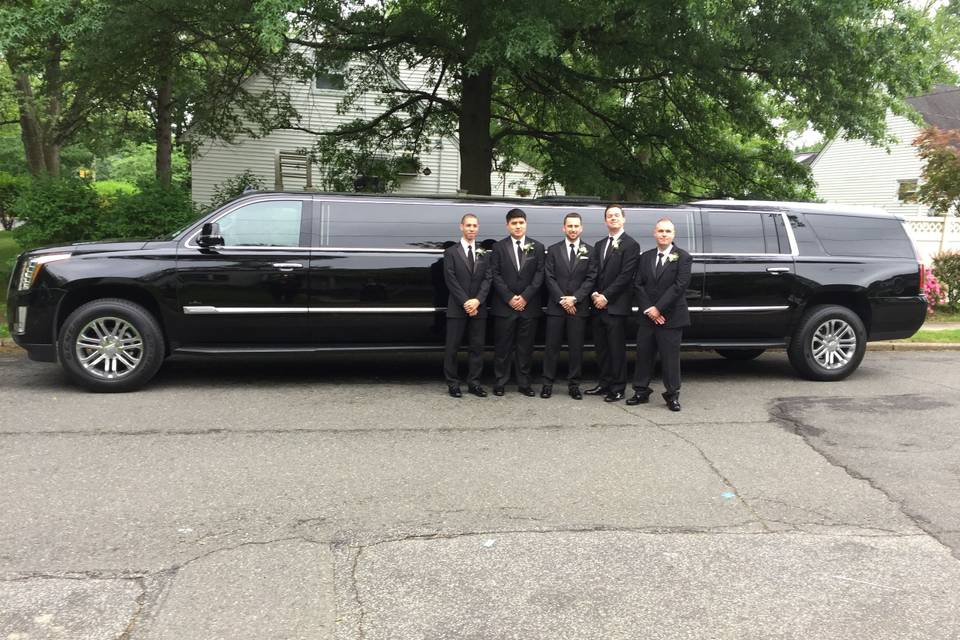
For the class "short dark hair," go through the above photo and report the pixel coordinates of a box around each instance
[563,212,582,224]
[461,213,478,224]
[604,204,625,218]
[506,208,527,222]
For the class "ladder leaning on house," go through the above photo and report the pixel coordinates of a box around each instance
[274,151,313,191]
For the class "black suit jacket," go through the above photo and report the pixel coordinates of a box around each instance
[544,240,597,318]
[634,246,693,328]
[490,236,545,318]
[592,232,641,316]
[443,243,493,318]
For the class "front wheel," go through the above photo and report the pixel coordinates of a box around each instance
[58,298,165,392]
[787,305,866,381]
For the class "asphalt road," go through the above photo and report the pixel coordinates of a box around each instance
[1,349,959,639]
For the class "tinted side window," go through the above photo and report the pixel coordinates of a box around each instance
[218,200,305,247]
[702,211,767,254]
[786,214,825,256]
[325,200,455,249]
[804,213,914,258]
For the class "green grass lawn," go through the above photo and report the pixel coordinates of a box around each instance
[901,329,960,343]
[926,310,960,323]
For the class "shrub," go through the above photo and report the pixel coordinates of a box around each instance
[209,170,266,209]
[100,181,198,239]
[932,251,960,312]
[924,271,949,314]
[11,177,103,249]
[0,171,29,231]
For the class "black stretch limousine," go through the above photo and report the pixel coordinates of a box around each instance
[6,192,927,391]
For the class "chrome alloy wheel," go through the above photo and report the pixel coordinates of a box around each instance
[74,316,144,379]
[810,318,857,370]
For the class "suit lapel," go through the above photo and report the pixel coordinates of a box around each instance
[455,244,471,273]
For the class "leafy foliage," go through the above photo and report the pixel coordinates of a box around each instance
[11,177,104,248]
[97,144,190,188]
[254,0,957,198]
[932,251,960,312]
[209,170,267,209]
[916,127,960,216]
[98,181,197,239]
[0,171,28,230]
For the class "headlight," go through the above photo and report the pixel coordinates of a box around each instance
[17,253,71,291]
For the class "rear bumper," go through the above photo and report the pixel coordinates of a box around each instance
[868,296,927,341]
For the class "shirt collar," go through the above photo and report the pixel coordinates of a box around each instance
[460,238,475,252]
[608,230,625,241]
[565,238,581,250]
[657,244,674,256]
[512,236,527,246]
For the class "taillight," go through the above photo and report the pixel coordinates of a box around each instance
[920,262,927,291]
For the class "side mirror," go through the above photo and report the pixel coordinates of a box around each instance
[197,222,224,248]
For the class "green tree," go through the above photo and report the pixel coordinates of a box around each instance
[253,0,956,198]
[916,126,960,217]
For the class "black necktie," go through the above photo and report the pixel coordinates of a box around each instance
[656,252,665,275]
[569,243,576,268]
[468,245,475,271]
[604,237,614,262]
[516,240,523,270]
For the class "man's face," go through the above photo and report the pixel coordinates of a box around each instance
[654,220,675,249]
[563,216,582,242]
[507,216,527,240]
[604,207,625,234]
[460,216,479,242]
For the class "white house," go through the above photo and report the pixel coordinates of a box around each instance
[810,85,960,261]
[190,61,562,206]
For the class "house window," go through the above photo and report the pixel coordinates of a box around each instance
[897,179,918,203]
[315,71,345,91]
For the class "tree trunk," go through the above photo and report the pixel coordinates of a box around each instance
[458,68,493,195]
[155,69,174,187]
[13,72,47,177]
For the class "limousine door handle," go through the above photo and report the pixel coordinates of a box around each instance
[272,262,304,271]
[766,267,790,274]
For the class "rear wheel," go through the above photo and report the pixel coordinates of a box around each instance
[787,305,866,381]
[58,298,165,392]
[716,348,765,361]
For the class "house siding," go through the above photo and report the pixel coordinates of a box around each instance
[810,112,929,217]
[191,62,561,205]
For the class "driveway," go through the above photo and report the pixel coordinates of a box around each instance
[1,349,958,639]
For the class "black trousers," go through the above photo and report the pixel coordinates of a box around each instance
[632,322,683,400]
[443,316,486,387]
[542,314,587,387]
[493,315,537,387]
[592,311,628,393]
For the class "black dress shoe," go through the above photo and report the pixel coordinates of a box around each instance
[468,384,488,398]
[519,387,536,397]
[493,386,505,396]
[603,391,625,402]
[568,386,582,400]
[583,385,608,396]
[540,385,553,399]
[666,399,681,412]
[625,392,651,406]
[448,386,463,398]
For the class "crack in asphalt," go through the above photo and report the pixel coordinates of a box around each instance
[771,397,960,561]
[116,576,147,640]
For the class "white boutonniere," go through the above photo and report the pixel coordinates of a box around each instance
[611,237,621,251]
[667,253,679,263]
[475,248,489,256]
[522,242,536,254]
[576,245,589,259]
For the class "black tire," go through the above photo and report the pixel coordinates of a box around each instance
[787,305,866,381]
[58,298,165,392]
[716,348,766,361]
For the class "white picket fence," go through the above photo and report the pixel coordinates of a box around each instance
[903,216,960,264]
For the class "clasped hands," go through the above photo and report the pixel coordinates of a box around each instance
[644,306,667,325]
[560,296,578,315]
[463,298,481,316]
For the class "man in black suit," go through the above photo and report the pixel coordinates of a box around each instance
[541,212,598,400]
[443,213,493,398]
[628,217,693,411]
[585,204,641,402]
[490,208,545,397]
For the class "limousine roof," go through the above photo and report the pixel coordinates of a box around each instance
[695,199,902,220]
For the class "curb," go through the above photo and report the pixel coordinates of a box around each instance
[866,342,960,351]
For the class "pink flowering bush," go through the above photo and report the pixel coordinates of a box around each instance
[924,271,949,314]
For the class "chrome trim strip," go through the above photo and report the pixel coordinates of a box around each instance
[310,307,440,313]
[778,211,800,256]
[314,247,445,254]
[183,306,310,314]
[688,306,790,312]
[183,306,442,315]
